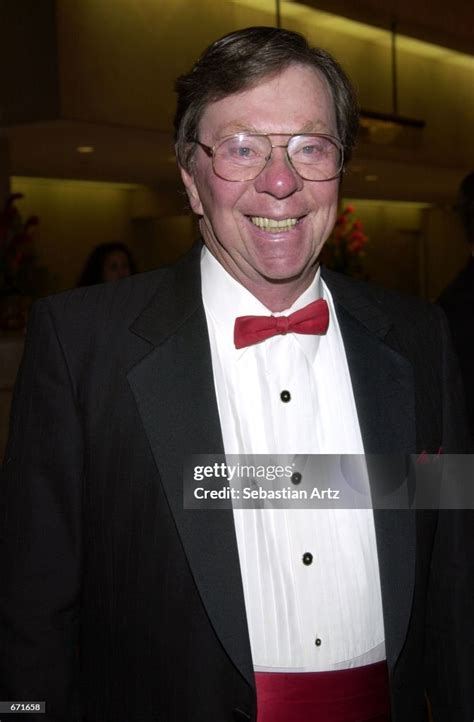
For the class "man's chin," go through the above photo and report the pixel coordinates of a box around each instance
[256,259,320,286]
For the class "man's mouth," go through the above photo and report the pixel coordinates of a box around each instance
[249,216,299,232]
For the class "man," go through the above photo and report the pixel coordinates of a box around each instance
[0,26,472,722]
[438,171,474,439]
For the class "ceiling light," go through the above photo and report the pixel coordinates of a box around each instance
[77,146,94,154]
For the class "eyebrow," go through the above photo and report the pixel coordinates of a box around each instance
[215,120,332,137]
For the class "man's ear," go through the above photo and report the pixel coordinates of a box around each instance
[179,165,204,216]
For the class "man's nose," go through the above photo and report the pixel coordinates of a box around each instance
[253,148,303,198]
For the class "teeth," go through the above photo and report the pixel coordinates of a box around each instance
[250,216,298,231]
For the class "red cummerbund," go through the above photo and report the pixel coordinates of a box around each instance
[255,660,391,722]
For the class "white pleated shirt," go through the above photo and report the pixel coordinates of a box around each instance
[201,247,385,672]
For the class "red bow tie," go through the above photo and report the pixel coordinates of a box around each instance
[234,298,329,349]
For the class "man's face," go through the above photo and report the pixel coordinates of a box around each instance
[180,63,340,306]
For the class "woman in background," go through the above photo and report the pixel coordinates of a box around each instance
[78,242,137,286]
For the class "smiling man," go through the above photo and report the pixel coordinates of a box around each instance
[1,26,473,722]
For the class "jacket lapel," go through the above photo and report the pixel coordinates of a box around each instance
[323,268,417,672]
[322,268,416,455]
[127,247,254,688]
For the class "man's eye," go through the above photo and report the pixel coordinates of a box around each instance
[228,145,258,160]
[291,139,334,164]
[238,146,253,157]
[222,141,261,161]
[300,144,323,156]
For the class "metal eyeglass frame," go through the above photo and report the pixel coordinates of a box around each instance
[192,132,344,182]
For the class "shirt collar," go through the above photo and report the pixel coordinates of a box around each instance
[201,246,325,363]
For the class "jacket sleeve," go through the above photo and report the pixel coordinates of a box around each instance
[424,307,474,722]
[0,299,83,721]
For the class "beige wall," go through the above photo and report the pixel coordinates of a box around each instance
[56,0,238,129]
[8,0,473,297]
[132,215,196,270]
[4,2,474,178]
[343,200,426,295]
[343,198,469,301]
[11,177,137,291]
[340,198,468,299]
[50,1,474,171]
[294,0,474,55]
[10,177,194,292]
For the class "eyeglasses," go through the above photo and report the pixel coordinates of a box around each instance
[193,132,344,182]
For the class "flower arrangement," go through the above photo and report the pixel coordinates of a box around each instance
[322,204,369,279]
[0,193,49,330]
[0,193,40,294]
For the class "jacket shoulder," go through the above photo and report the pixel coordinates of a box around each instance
[321,267,444,331]
[40,268,169,325]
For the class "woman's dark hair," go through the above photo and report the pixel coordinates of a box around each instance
[174,26,359,170]
[77,242,137,287]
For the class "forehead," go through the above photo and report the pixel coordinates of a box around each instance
[199,64,337,141]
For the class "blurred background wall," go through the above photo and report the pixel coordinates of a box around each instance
[1,0,473,298]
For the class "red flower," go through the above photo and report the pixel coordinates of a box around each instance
[324,203,368,277]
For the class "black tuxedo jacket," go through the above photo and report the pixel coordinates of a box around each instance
[438,256,474,438]
[1,244,473,722]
